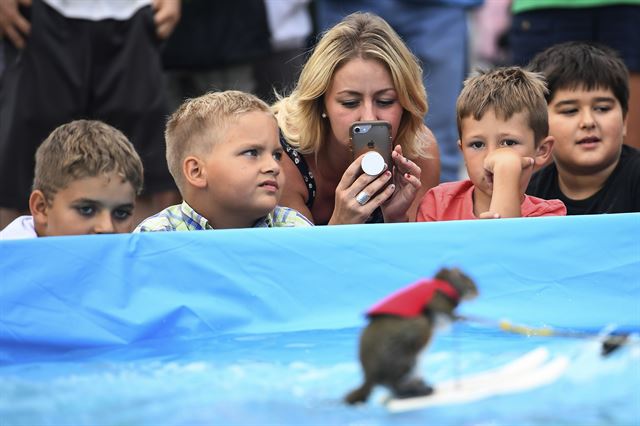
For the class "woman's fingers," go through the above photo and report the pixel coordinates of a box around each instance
[352,169,391,196]
[336,155,367,191]
[391,145,421,178]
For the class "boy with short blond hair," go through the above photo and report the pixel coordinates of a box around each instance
[0,120,144,239]
[526,41,640,215]
[135,90,312,231]
[417,67,566,221]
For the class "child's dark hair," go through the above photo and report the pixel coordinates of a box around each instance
[527,41,629,116]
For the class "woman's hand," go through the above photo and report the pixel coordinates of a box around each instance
[328,154,395,225]
[380,145,422,222]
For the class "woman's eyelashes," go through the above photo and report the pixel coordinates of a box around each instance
[338,98,397,109]
[376,99,396,107]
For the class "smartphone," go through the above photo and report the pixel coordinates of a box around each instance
[350,121,392,167]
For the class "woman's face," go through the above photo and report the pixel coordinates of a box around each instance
[323,57,404,149]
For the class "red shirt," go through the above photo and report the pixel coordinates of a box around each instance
[416,180,567,222]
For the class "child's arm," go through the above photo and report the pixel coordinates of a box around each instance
[484,149,534,218]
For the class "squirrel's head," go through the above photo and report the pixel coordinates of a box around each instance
[435,267,479,301]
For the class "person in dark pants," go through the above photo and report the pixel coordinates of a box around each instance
[0,0,182,229]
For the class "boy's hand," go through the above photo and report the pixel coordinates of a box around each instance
[152,0,181,40]
[478,211,500,220]
[483,148,533,176]
[483,149,534,218]
[0,0,31,49]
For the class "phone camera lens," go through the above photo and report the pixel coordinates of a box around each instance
[354,127,361,133]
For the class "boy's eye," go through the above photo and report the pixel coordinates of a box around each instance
[469,141,484,149]
[113,209,132,221]
[594,105,612,113]
[242,149,259,157]
[273,151,283,161]
[559,108,578,115]
[501,139,519,147]
[75,205,95,216]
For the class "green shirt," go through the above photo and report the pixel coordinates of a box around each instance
[513,0,640,14]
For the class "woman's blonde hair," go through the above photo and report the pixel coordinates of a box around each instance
[273,12,430,159]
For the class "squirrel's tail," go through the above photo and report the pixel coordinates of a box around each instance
[344,381,374,405]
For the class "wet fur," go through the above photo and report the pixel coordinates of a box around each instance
[345,268,478,404]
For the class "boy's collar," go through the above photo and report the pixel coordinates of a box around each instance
[180,201,214,230]
[180,200,274,229]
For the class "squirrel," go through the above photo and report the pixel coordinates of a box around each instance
[344,267,479,405]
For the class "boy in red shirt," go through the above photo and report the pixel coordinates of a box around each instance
[417,67,566,221]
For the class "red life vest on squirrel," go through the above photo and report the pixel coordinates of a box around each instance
[366,278,461,318]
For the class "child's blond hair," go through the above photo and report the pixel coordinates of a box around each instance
[33,120,144,201]
[165,90,273,193]
[457,67,549,145]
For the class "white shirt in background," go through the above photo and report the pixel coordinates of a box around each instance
[42,0,151,21]
[0,216,37,240]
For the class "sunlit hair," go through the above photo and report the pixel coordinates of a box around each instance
[273,12,430,159]
[457,67,549,145]
[165,90,274,193]
[33,120,144,200]
[527,41,629,116]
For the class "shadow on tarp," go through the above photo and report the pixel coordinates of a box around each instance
[0,213,639,424]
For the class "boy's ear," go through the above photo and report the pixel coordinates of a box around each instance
[534,135,555,168]
[457,139,462,151]
[183,156,207,189]
[29,190,49,231]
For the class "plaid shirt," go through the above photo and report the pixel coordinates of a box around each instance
[134,201,312,232]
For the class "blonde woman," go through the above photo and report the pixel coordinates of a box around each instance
[273,12,440,225]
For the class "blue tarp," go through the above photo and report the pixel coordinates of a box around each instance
[1,213,639,424]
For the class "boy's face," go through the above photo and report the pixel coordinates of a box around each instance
[459,109,540,199]
[202,111,284,223]
[30,173,136,236]
[548,87,626,174]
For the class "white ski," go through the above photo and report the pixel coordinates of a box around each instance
[384,347,569,412]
